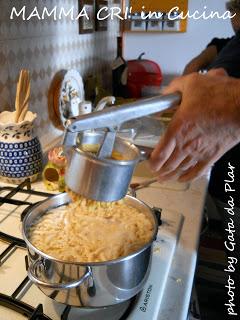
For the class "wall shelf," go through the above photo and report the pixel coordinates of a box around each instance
[122,0,188,33]
[123,30,186,34]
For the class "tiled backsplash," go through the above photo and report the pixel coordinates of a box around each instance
[0,0,119,149]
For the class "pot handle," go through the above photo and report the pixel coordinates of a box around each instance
[28,260,92,290]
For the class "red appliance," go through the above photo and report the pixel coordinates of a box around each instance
[127,53,163,98]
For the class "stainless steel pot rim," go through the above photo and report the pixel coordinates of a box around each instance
[22,194,158,266]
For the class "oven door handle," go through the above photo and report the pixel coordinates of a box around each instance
[28,260,92,290]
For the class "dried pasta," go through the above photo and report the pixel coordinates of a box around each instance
[29,192,154,263]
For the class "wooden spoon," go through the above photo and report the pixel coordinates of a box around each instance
[15,70,31,123]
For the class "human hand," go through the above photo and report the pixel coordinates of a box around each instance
[149,69,240,182]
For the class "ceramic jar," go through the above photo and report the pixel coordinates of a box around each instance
[0,111,43,184]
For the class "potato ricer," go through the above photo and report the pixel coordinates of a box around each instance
[63,93,181,202]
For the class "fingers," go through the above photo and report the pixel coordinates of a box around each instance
[162,77,185,95]
[155,148,188,177]
[149,107,191,175]
[155,155,198,182]
[155,158,210,183]
[178,156,198,171]
[207,68,228,77]
[149,135,176,172]
[178,151,219,182]
[178,159,214,182]
[156,169,185,182]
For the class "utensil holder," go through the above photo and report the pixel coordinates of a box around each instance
[0,111,43,184]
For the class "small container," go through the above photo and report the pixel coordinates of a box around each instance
[163,11,180,32]
[130,13,146,31]
[0,111,43,184]
[147,12,163,32]
[79,101,92,115]
[147,19,162,31]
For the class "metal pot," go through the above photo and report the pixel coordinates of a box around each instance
[22,193,159,307]
[65,131,146,202]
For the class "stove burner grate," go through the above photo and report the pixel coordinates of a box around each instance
[0,179,55,319]
[0,179,53,246]
[0,234,26,248]
[0,293,51,320]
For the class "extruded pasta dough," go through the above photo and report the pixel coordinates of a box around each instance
[30,194,154,263]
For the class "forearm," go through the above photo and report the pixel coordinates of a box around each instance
[183,57,207,75]
[183,46,218,75]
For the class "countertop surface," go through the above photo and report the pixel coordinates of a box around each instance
[132,174,208,319]
[132,131,208,319]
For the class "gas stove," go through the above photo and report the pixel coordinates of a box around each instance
[0,179,183,320]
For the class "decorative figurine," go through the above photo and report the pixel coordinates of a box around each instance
[43,146,67,192]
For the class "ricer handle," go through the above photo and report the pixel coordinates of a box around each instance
[65,92,181,133]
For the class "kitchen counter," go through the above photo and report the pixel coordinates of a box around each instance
[131,175,208,319]
[131,133,208,319]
